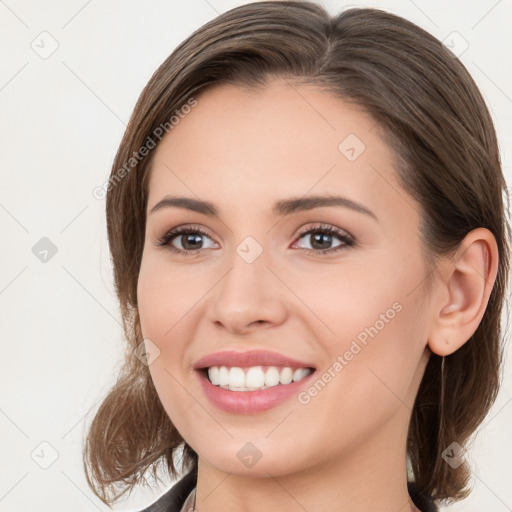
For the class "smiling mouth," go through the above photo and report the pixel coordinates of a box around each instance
[202,365,315,392]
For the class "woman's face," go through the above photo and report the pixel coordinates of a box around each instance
[137,78,433,478]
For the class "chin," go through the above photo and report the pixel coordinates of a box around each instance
[192,435,313,478]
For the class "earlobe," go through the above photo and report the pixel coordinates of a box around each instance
[427,228,499,357]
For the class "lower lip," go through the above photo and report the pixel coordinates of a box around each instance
[196,369,316,414]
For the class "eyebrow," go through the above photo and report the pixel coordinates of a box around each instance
[148,194,377,221]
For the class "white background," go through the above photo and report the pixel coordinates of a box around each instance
[0,0,510,511]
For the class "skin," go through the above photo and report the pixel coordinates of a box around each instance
[137,78,499,512]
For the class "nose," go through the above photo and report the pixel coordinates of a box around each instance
[207,243,288,335]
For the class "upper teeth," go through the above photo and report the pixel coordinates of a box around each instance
[207,366,312,391]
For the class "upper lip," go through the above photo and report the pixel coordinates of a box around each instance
[193,350,316,370]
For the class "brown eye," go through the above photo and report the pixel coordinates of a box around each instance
[155,225,218,256]
[293,224,355,255]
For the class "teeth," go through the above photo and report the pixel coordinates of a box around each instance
[208,366,220,385]
[246,366,265,388]
[280,367,293,385]
[264,366,280,387]
[207,365,313,391]
[229,367,245,388]
[218,366,229,386]
[293,368,310,382]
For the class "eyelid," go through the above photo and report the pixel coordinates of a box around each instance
[154,223,218,249]
[155,222,356,255]
[291,223,356,253]
[294,223,354,242]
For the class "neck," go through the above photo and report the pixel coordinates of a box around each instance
[194,415,419,512]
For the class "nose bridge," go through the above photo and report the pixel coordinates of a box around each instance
[218,235,270,309]
[209,234,286,332]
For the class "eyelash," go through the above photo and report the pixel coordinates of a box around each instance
[155,223,356,257]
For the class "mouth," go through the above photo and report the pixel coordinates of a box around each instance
[196,366,317,414]
[200,364,316,392]
[193,349,317,413]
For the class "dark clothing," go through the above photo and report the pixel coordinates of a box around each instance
[408,482,438,512]
[137,468,438,512]
[138,468,197,512]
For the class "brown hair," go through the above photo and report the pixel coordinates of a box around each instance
[83,1,511,507]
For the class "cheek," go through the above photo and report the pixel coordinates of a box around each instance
[146,359,189,431]
[137,254,206,342]
[297,249,428,407]
[137,256,209,432]
[291,298,426,455]
[286,256,418,352]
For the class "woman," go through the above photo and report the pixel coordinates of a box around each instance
[83,2,510,511]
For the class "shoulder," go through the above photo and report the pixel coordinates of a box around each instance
[136,468,197,512]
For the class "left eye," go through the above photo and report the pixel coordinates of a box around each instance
[292,225,355,254]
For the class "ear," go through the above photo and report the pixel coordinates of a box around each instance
[427,228,499,356]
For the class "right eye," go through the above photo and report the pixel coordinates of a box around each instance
[155,224,219,256]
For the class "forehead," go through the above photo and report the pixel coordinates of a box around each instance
[146,78,413,224]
